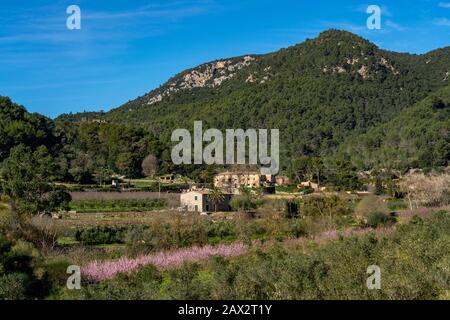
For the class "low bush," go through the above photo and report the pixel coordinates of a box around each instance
[386,198,408,211]
[124,216,209,254]
[365,212,396,228]
[284,219,307,238]
[75,226,131,245]
[206,220,236,240]
[302,196,354,217]
[230,196,263,212]
[0,236,49,300]
[354,195,388,217]
[301,196,355,230]
[285,200,299,218]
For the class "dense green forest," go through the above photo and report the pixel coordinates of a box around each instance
[339,85,450,169]
[3,30,450,184]
[0,96,58,162]
[0,96,217,183]
[56,30,450,173]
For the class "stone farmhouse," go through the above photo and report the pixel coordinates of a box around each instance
[180,189,233,213]
[213,171,276,193]
[213,172,292,193]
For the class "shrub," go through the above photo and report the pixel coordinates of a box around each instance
[82,243,248,282]
[124,215,209,253]
[206,220,236,240]
[285,219,307,238]
[365,212,396,228]
[230,195,263,212]
[386,198,408,211]
[235,218,266,243]
[75,226,130,245]
[125,225,161,253]
[302,196,353,217]
[354,195,388,218]
[285,200,299,218]
[0,273,29,300]
[166,263,211,300]
[0,235,49,299]
[79,265,163,300]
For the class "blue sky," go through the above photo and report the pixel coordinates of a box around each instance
[1,0,449,118]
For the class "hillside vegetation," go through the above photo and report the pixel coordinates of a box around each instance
[56,30,450,171]
[2,29,449,182]
[339,84,450,169]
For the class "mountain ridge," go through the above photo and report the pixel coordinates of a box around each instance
[55,29,450,170]
[57,29,450,123]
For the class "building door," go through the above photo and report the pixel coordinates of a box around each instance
[194,205,198,212]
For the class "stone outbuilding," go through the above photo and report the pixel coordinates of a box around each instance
[180,189,233,213]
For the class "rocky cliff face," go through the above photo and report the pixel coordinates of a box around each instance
[322,55,399,79]
[146,56,255,105]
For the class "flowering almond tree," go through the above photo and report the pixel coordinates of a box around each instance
[82,243,247,281]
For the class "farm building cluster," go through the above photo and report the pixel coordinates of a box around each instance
[180,171,296,213]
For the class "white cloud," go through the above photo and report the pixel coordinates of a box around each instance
[355,4,393,17]
[433,18,450,26]
[385,20,406,32]
[0,1,215,47]
[83,1,214,20]
[439,2,450,9]
[84,6,207,20]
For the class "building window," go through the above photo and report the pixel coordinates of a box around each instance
[194,196,198,201]
[194,205,198,212]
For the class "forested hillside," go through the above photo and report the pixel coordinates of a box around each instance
[5,30,449,179]
[0,97,58,161]
[0,97,164,183]
[339,84,450,170]
[57,30,450,171]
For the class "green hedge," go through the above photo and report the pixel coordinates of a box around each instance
[75,226,132,245]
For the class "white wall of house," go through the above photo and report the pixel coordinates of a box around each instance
[180,191,204,212]
[180,191,233,213]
